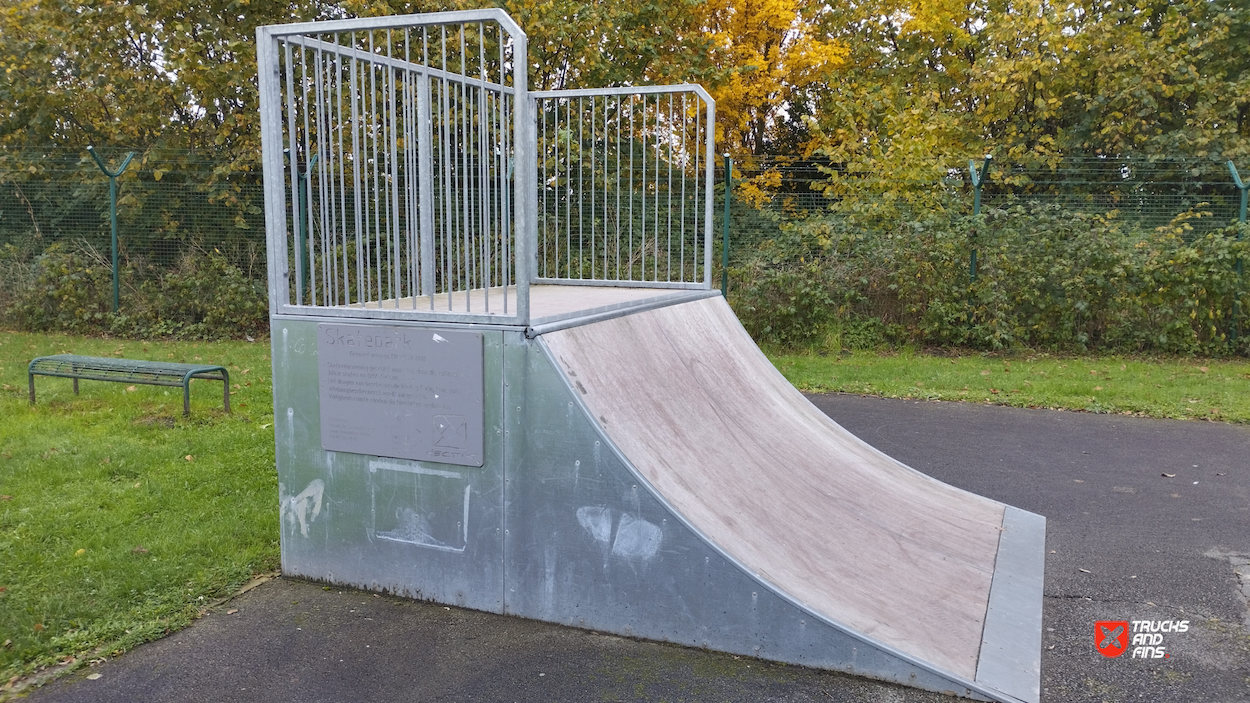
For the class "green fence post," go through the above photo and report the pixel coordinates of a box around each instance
[87,146,136,313]
[967,155,993,284]
[722,154,732,297]
[1228,161,1248,344]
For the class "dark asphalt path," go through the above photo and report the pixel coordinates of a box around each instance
[23,395,1250,703]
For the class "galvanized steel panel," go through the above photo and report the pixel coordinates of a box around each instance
[273,319,505,611]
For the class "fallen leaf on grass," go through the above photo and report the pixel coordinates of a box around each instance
[33,623,44,631]
[185,455,194,462]
[101,456,110,464]
[980,370,990,376]
[2,639,9,648]
[131,546,148,555]
[125,385,136,392]
[74,548,85,556]
[0,495,10,501]
[1162,473,1176,478]
[1094,386,1102,391]
[1199,366,1208,373]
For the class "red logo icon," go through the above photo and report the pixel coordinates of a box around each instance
[1095,620,1129,658]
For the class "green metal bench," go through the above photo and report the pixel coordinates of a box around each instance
[28,354,230,416]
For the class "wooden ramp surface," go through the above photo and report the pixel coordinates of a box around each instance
[543,296,1005,679]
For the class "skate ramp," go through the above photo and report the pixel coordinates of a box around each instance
[539,295,1044,701]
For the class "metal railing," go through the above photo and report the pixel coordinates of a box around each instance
[257,10,531,324]
[257,11,717,326]
[533,86,715,289]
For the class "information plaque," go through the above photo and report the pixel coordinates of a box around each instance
[317,324,484,467]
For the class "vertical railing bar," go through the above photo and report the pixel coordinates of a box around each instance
[376,33,388,304]
[680,92,687,281]
[578,95,584,279]
[692,92,700,283]
[639,94,646,281]
[703,96,715,287]
[615,94,621,280]
[554,99,560,277]
[350,32,364,306]
[296,44,312,306]
[323,43,339,306]
[420,27,434,308]
[387,30,401,307]
[367,32,380,304]
[313,43,329,306]
[603,93,609,277]
[490,87,499,293]
[282,41,300,303]
[565,99,571,279]
[334,38,348,305]
[628,94,634,281]
[555,99,562,278]
[666,92,673,282]
[500,24,510,314]
[654,93,662,282]
[377,34,387,303]
[478,23,490,313]
[459,25,472,310]
[445,26,455,306]
[403,30,416,308]
[590,95,596,280]
[540,98,547,278]
[362,34,373,303]
[380,32,391,304]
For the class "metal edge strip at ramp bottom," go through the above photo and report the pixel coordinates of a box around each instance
[537,296,1044,702]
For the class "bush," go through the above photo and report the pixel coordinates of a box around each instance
[4,242,112,333]
[2,242,268,340]
[729,201,1250,355]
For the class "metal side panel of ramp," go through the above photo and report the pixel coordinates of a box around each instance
[512,296,1044,702]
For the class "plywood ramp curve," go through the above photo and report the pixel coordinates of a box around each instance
[543,296,1005,679]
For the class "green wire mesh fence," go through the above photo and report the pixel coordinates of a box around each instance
[2,149,1246,332]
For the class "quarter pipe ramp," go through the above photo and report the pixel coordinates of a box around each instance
[272,295,1044,703]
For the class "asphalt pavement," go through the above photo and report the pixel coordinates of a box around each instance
[23,395,1250,703]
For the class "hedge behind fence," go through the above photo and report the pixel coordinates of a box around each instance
[731,202,1250,356]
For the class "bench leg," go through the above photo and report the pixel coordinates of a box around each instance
[28,373,35,405]
[223,381,231,413]
[183,383,191,417]
[73,378,79,395]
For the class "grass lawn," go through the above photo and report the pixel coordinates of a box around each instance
[769,349,1250,423]
[0,331,278,688]
[3,329,1250,691]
